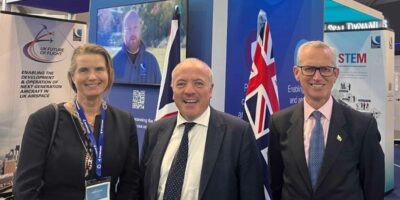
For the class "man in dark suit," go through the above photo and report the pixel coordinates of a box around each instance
[268,41,384,200]
[140,58,264,200]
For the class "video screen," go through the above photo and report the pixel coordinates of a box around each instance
[97,0,187,85]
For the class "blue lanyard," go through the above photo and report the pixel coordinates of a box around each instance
[75,100,106,177]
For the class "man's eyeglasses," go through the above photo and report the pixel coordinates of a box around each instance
[297,66,337,77]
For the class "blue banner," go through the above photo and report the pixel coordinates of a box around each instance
[224,0,324,117]
[106,84,159,149]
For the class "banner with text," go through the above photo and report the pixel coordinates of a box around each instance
[325,29,395,191]
[0,12,86,193]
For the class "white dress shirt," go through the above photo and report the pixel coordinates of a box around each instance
[303,96,333,165]
[158,107,210,200]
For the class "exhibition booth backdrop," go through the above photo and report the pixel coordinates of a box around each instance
[0,0,394,197]
[89,0,324,198]
[89,0,188,151]
[88,0,393,195]
[89,0,323,151]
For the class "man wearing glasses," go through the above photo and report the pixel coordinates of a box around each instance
[268,41,384,200]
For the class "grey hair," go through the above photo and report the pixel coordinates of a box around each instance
[297,40,336,67]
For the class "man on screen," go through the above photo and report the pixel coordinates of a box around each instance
[113,10,161,84]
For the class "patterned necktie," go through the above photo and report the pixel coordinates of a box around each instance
[163,122,196,200]
[308,111,324,190]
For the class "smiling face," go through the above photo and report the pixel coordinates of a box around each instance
[294,44,339,109]
[171,59,213,121]
[123,11,142,53]
[72,54,109,101]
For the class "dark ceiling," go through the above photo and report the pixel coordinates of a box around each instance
[354,0,400,33]
[367,0,400,50]
[7,0,89,13]
[356,0,400,52]
[355,0,400,6]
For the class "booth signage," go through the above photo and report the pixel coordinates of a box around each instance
[324,20,388,32]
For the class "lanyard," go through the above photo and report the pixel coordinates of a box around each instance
[75,100,106,177]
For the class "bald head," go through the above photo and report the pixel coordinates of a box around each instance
[123,10,142,53]
[171,58,213,87]
[124,11,140,25]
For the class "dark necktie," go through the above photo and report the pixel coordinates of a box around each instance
[308,111,324,190]
[163,122,196,200]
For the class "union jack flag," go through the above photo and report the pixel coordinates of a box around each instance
[156,6,181,120]
[243,10,279,200]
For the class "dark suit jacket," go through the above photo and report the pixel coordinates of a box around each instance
[14,104,139,200]
[268,99,384,200]
[140,107,264,200]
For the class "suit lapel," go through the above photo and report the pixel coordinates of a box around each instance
[149,117,177,199]
[287,103,313,193]
[315,100,346,190]
[199,108,226,199]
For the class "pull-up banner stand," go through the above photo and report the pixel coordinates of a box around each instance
[0,12,86,195]
[325,29,395,192]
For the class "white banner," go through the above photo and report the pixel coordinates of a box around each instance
[0,13,86,193]
[325,29,395,192]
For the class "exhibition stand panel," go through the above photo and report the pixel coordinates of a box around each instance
[0,11,87,195]
[325,0,394,192]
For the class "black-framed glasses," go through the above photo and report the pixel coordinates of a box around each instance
[297,66,337,77]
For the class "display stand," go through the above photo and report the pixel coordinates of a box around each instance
[325,0,394,192]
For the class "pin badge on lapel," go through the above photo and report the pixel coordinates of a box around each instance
[336,134,342,142]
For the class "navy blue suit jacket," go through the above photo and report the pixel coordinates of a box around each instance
[268,99,384,200]
[140,107,264,200]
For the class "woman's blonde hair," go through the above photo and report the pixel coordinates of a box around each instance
[68,43,114,93]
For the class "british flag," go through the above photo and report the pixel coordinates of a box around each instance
[156,6,181,120]
[243,10,279,200]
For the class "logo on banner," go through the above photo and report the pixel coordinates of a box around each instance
[371,35,381,49]
[23,24,66,63]
[73,28,83,41]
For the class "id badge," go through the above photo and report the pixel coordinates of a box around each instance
[85,177,111,200]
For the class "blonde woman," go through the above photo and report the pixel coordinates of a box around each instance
[14,44,139,199]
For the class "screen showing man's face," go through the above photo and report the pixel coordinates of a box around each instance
[123,12,142,53]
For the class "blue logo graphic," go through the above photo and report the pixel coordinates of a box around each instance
[73,28,83,41]
[139,63,147,82]
[371,35,381,49]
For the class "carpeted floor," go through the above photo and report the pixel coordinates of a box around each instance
[385,143,400,200]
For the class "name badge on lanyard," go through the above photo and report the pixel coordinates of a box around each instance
[75,100,106,177]
[85,177,111,200]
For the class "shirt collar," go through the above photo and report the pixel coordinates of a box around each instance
[304,96,333,120]
[176,106,210,127]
